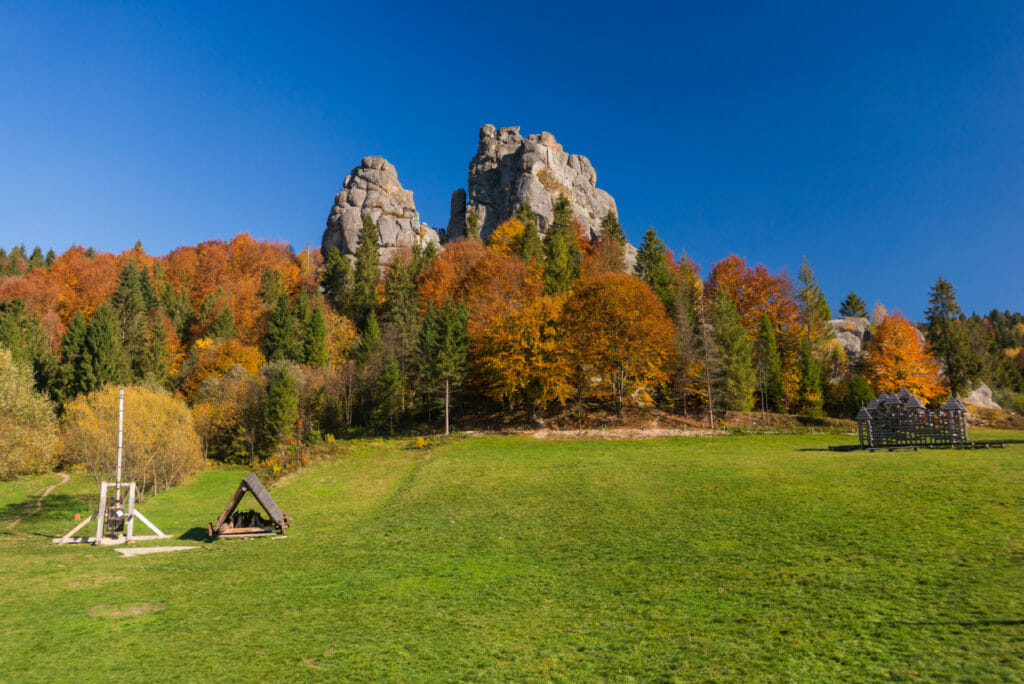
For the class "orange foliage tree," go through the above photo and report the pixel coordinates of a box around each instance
[465,252,572,415]
[562,273,675,413]
[864,311,946,401]
[417,239,487,308]
[177,338,265,401]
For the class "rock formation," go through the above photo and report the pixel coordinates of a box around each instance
[830,317,872,360]
[962,382,1001,410]
[322,156,440,262]
[447,125,619,242]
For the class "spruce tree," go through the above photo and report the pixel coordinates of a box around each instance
[797,256,833,342]
[796,336,823,416]
[86,302,127,386]
[755,314,784,412]
[925,277,978,397]
[634,227,675,314]
[264,365,298,449]
[263,292,300,362]
[374,357,403,434]
[711,291,755,412]
[27,247,44,271]
[381,257,423,410]
[111,263,149,378]
[209,307,236,340]
[303,304,328,368]
[838,291,869,318]
[464,209,481,241]
[417,300,468,434]
[671,277,699,415]
[320,247,353,316]
[44,249,55,268]
[60,312,94,398]
[543,195,581,294]
[352,215,381,328]
[515,202,544,265]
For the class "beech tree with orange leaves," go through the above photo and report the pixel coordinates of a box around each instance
[562,273,674,414]
[864,311,946,402]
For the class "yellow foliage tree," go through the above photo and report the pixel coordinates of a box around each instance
[486,218,526,257]
[61,385,204,495]
[0,348,58,480]
[562,273,675,413]
[864,312,946,402]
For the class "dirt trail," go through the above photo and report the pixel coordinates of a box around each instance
[6,472,70,531]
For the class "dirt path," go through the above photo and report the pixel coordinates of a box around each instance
[6,472,70,531]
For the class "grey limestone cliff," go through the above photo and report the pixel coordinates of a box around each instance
[447,125,619,242]
[321,156,440,262]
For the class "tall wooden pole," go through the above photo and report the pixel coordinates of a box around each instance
[116,387,124,503]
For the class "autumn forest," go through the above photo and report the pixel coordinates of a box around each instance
[1,199,1022,483]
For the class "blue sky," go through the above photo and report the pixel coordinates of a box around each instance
[1,1,1021,319]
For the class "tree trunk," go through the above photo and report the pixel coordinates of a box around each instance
[444,377,450,436]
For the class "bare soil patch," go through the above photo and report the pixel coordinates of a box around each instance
[88,603,165,618]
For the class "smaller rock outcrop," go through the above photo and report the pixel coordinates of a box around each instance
[962,382,1001,410]
[829,317,872,360]
[322,156,439,262]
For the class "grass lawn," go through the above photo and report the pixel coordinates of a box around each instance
[1,430,1022,681]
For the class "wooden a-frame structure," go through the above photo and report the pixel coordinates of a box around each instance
[208,474,289,539]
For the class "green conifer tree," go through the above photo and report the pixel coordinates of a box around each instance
[542,195,581,294]
[263,292,300,362]
[264,365,299,449]
[351,215,381,328]
[838,291,869,318]
[86,302,128,386]
[925,277,978,397]
[515,202,544,266]
[464,209,481,241]
[711,291,755,412]
[634,227,675,314]
[755,314,784,412]
[60,312,94,398]
[320,247,353,316]
[796,336,823,416]
[303,304,328,368]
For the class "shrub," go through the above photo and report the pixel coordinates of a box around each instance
[61,385,204,495]
[0,348,58,480]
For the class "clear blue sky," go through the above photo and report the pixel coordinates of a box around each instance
[1,1,1021,319]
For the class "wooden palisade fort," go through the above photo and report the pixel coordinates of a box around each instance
[853,388,1003,451]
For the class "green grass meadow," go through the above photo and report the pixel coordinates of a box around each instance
[1,431,1022,681]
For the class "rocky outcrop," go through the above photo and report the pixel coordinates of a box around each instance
[448,125,619,242]
[322,156,440,262]
[962,382,1001,410]
[830,317,872,360]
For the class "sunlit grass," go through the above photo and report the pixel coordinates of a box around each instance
[1,430,1022,681]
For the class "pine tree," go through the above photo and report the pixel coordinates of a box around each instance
[755,314,784,412]
[111,263,149,378]
[797,257,833,339]
[320,247,353,315]
[141,316,169,381]
[925,277,978,397]
[374,357,403,434]
[838,291,869,318]
[86,302,127,387]
[303,304,328,368]
[543,195,581,294]
[671,275,699,415]
[60,312,94,398]
[27,247,44,271]
[381,257,423,411]
[351,215,381,328]
[465,209,481,241]
[417,300,468,434]
[209,307,236,340]
[796,336,823,416]
[263,292,300,362]
[711,291,755,412]
[634,227,675,314]
[44,249,55,268]
[264,365,298,449]
[515,202,544,265]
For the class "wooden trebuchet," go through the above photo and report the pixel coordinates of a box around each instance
[208,474,289,539]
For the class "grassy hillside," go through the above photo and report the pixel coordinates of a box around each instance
[1,432,1022,681]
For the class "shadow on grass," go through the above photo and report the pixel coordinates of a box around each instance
[893,619,1024,627]
[0,492,94,529]
[178,526,214,543]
